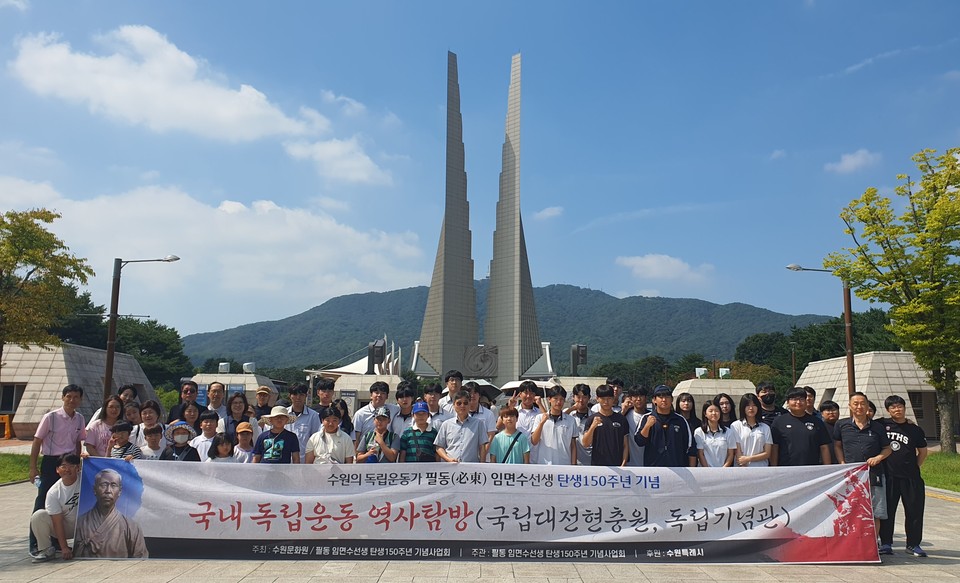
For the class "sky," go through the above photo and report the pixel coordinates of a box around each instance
[1,1,958,340]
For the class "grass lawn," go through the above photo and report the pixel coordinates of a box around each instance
[0,453,31,484]
[921,451,960,492]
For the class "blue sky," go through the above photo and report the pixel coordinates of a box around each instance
[1,1,958,338]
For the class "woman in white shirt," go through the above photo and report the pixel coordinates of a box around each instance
[731,393,773,467]
[694,402,737,467]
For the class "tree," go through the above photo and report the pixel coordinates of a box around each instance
[0,209,94,365]
[825,148,960,454]
[115,318,194,389]
[48,285,107,348]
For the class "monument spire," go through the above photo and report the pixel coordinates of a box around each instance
[416,51,478,377]
[484,53,541,387]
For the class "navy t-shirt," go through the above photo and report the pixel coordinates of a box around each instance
[253,428,300,463]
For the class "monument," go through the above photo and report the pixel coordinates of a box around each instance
[415,52,545,386]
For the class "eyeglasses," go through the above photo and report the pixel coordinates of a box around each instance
[182,389,196,394]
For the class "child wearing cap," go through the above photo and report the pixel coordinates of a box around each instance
[160,421,202,462]
[234,422,255,463]
[356,407,399,463]
[253,406,300,464]
[398,401,439,463]
[109,421,143,461]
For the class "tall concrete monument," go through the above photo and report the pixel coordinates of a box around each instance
[416,52,478,377]
[484,53,542,387]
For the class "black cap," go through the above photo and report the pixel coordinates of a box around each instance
[652,385,673,397]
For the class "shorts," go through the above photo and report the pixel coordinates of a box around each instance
[870,474,888,520]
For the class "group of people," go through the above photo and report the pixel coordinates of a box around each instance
[27,373,929,561]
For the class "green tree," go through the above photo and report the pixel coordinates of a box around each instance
[115,317,193,388]
[48,285,107,348]
[669,353,707,383]
[825,148,960,454]
[0,208,94,365]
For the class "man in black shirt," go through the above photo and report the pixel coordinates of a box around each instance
[634,385,696,467]
[834,391,892,552]
[771,388,832,467]
[877,395,928,557]
[756,381,787,428]
[581,385,629,466]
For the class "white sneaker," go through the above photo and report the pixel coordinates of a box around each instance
[31,547,55,563]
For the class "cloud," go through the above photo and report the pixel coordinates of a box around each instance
[533,206,563,220]
[0,140,59,168]
[284,138,392,185]
[822,39,959,79]
[0,175,425,334]
[573,203,719,233]
[615,254,714,284]
[315,197,350,211]
[321,89,367,117]
[769,149,786,161]
[9,26,311,141]
[824,149,881,174]
[0,0,28,10]
[943,70,960,82]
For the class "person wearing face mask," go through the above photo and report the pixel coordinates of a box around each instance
[755,381,787,427]
[159,421,201,461]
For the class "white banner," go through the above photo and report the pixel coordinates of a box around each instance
[76,458,879,563]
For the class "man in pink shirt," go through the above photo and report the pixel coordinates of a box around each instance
[29,384,86,556]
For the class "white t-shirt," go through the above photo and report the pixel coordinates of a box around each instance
[140,445,164,460]
[190,434,216,461]
[694,427,737,467]
[730,419,773,467]
[45,478,80,518]
[305,430,356,464]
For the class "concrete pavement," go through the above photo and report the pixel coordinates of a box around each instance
[3,476,959,583]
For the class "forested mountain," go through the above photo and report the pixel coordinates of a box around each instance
[182,282,829,369]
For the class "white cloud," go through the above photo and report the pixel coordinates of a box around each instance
[299,106,332,135]
[942,70,960,82]
[769,149,786,160]
[615,254,714,284]
[0,175,425,334]
[315,197,350,212]
[824,149,881,174]
[321,89,367,117]
[0,0,28,11]
[533,206,563,220]
[10,26,311,141]
[573,203,719,233]
[284,138,392,185]
[0,140,59,168]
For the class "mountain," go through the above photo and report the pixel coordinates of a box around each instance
[182,282,829,370]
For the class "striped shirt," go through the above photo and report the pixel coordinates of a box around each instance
[399,426,439,462]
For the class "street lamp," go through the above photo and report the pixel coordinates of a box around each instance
[103,255,180,401]
[785,263,856,397]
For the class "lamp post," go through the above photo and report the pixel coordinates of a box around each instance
[103,255,180,401]
[786,263,856,397]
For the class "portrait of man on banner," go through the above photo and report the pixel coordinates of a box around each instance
[74,458,149,558]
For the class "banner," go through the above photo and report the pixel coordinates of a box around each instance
[76,458,879,563]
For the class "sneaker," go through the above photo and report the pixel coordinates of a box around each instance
[878,543,893,555]
[906,545,928,557]
[31,547,55,563]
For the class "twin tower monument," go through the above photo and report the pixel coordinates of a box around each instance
[412,52,547,388]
